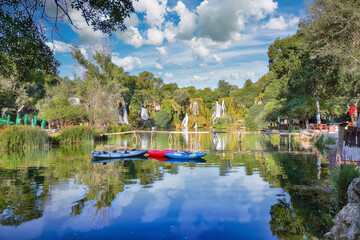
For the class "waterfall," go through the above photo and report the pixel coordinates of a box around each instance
[212,101,221,123]
[140,105,149,120]
[182,113,189,129]
[123,104,129,125]
[193,100,199,116]
[221,99,226,116]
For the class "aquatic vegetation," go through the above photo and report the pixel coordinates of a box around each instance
[327,150,360,210]
[55,126,96,145]
[0,125,49,150]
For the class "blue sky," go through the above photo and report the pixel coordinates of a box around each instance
[46,0,307,89]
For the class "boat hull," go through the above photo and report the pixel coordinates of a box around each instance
[147,150,175,157]
[165,151,206,159]
[91,150,147,159]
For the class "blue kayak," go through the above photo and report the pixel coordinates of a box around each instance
[165,151,206,159]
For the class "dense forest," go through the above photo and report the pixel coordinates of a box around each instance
[1,0,359,130]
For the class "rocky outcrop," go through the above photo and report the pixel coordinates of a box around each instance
[325,178,360,240]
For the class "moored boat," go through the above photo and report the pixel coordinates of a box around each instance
[165,151,206,159]
[91,150,147,159]
[147,150,175,157]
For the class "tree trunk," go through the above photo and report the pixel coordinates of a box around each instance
[305,114,309,129]
[315,97,321,125]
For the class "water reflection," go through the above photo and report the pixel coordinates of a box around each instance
[0,134,331,239]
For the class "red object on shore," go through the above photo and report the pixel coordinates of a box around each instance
[350,106,358,116]
[147,150,175,157]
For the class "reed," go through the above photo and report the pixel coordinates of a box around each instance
[0,125,49,150]
[56,126,96,145]
[107,124,132,133]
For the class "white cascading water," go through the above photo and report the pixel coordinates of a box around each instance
[221,99,226,116]
[182,113,189,129]
[193,100,199,116]
[212,101,221,122]
[123,103,129,125]
[140,105,149,121]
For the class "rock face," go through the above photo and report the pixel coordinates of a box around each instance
[325,178,360,240]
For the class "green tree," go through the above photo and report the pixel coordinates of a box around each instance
[173,89,190,107]
[216,80,238,98]
[154,110,171,129]
[37,78,87,128]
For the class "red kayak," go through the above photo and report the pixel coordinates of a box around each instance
[147,156,168,161]
[147,150,175,157]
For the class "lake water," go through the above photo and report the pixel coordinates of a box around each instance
[0,132,331,239]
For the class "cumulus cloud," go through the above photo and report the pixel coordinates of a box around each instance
[112,56,142,71]
[164,72,173,78]
[145,28,165,45]
[46,40,72,53]
[116,26,144,48]
[197,0,277,42]
[262,16,299,30]
[168,1,197,40]
[187,38,210,60]
[155,63,163,69]
[133,0,167,27]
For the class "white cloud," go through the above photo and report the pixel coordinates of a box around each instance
[133,0,167,27]
[145,28,165,45]
[193,75,209,81]
[156,46,168,64]
[112,56,142,71]
[212,54,222,64]
[46,40,72,53]
[196,0,277,42]
[168,1,197,40]
[116,27,144,48]
[164,22,177,43]
[68,9,104,43]
[230,72,255,80]
[164,72,173,78]
[156,46,167,56]
[155,63,163,69]
[187,38,210,60]
[262,16,299,30]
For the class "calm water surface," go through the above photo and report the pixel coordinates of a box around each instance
[0,133,331,239]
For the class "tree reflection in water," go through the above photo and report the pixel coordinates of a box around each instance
[0,134,333,239]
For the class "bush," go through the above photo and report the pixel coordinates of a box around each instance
[154,110,170,129]
[107,124,132,133]
[0,125,49,150]
[328,150,360,210]
[56,126,96,145]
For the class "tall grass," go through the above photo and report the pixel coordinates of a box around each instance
[0,125,49,150]
[107,124,132,133]
[56,126,96,145]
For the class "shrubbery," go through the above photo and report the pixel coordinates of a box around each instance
[107,124,132,133]
[56,126,96,144]
[328,150,360,210]
[0,125,49,150]
[154,110,170,129]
